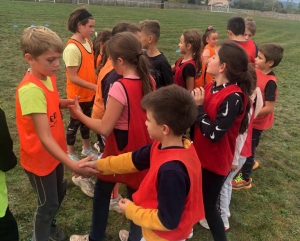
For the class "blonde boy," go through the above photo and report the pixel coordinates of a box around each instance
[16,26,98,241]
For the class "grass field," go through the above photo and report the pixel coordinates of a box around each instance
[1,0,300,240]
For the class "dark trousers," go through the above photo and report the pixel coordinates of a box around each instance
[66,101,93,146]
[241,128,263,180]
[89,179,141,241]
[26,163,67,241]
[202,168,227,241]
[0,207,19,241]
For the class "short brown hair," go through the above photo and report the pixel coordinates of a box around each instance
[139,20,160,41]
[21,26,63,58]
[112,22,140,36]
[67,7,94,33]
[141,85,197,136]
[259,43,284,68]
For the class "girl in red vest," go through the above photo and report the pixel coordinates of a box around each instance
[195,26,218,88]
[172,29,202,92]
[69,32,154,241]
[192,42,254,241]
[63,7,98,197]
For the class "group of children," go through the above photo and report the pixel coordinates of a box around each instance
[0,6,284,241]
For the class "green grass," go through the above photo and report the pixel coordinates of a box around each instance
[1,0,300,240]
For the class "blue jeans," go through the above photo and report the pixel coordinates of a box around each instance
[89,179,142,241]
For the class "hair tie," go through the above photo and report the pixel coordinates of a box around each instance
[136,53,143,58]
[78,10,92,21]
[207,26,213,30]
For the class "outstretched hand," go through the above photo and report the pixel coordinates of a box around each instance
[191,87,205,105]
[59,99,76,109]
[72,155,100,177]
[118,198,132,214]
[79,160,99,171]
[68,96,82,119]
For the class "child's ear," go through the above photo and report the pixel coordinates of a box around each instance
[148,35,153,44]
[187,43,192,50]
[24,53,34,64]
[162,124,170,135]
[219,63,226,73]
[267,60,274,68]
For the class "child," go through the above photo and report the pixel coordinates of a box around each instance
[63,7,98,197]
[139,20,173,88]
[16,26,98,241]
[218,67,263,231]
[69,32,154,241]
[232,43,284,190]
[173,30,202,92]
[195,26,218,88]
[92,29,112,154]
[227,16,256,65]
[78,85,204,241]
[192,42,254,241]
[0,107,19,241]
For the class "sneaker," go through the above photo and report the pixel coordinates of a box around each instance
[93,141,101,153]
[252,160,259,170]
[69,234,89,241]
[199,218,210,229]
[72,176,94,197]
[187,229,193,239]
[110,194,123,213]
[119,230,129,241]
[49,225,66,241]
[232,173,252,190]
[68,153,80,162]
[81,147,98,161]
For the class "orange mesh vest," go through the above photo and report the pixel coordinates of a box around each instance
[16,72,66,176]
[253,68,277,130]
[92,58,113,119]
[195,45,215,88]
[66,38,96,102]
[133,140,204,240]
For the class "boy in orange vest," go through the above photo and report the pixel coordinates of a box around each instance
[16,26,99,241]
[232,43,284,189]
[77,85,205,241]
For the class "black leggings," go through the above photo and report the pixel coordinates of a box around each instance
[202,168,227,241]
[0,207,19,241]
[66,101,93,145]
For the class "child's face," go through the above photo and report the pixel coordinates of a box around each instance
[255,51,273,71]
[145,110,163,141]
[206,32,219,47]
[78,18,95,39]
[26,48,61,80]
[178,35,188,54]
[244,28,253,40]
[206,48,222,76]
[140,31,150,49]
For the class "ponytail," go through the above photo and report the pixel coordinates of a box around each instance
[137,54,154,96]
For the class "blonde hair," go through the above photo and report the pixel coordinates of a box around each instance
[139,20,160,41]
[21,26,63,58]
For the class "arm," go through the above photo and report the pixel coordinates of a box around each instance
[257,80,277,117]
[186,76,195,92]
[161,60,174,86]
[67,66,97,92]
[202,49,210,65]
[171,64,176,74]
[257,101,275,117]
[69,95,123,137]
[0,108,17,172]
[59,99,75,109]
[31,113,99,177]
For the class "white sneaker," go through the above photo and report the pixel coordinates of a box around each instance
[72,176,94,197]
[93,141,101,153]
[187,228,193,239]
[81,147,98,161]
[119,230,129,241]
[110,194,123,213]
[199,218,210,229]
[69,234,89,241]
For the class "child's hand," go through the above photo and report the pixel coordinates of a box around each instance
[231,164,238,172]
[59,99,75,109]
[118,198,132,214]
[79,160,98,170]
[68,96,82,118]
[72,155,100,177]
[192,87,205,105]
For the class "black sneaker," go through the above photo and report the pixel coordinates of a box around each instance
[50,225,66,241]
